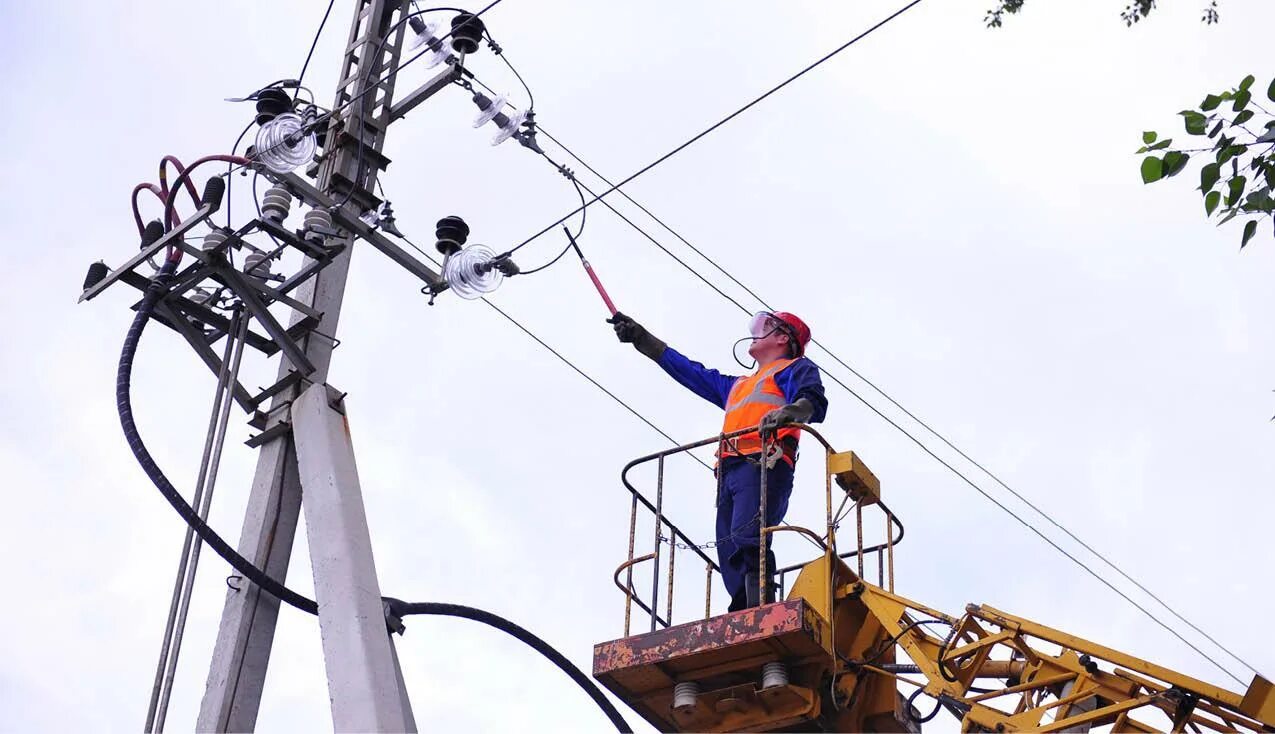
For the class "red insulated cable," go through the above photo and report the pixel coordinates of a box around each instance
[131,182,165,234]
[158,155,203,212]
[160,154,251,264]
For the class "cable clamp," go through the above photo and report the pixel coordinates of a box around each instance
[383,598,407,636]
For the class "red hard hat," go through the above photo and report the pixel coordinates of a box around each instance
[771,311,811,356]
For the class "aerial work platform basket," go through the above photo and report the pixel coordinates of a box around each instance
[592,426,1275,733]
[593,426,913,732]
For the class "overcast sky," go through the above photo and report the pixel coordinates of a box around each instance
[1,0,1272,731]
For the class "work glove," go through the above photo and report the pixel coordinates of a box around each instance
[759,398,815,437]
[607,312,667,361]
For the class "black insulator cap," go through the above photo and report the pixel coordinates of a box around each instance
[449,13,485,54]
[255,88,293,125]
[472,91,494,111]
[83,261,109,291]
[201,177,227,211]
[141,220,166,248]
[435,215,469,255]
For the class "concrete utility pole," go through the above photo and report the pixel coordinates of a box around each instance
[197,1,448,729]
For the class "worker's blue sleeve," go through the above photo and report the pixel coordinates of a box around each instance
[656,347,739,409]
[775,358,828,423]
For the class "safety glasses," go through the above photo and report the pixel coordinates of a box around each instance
[748,311,781,339]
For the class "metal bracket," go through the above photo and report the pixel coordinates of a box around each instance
[79,201,220,303]
[245,420,292,449]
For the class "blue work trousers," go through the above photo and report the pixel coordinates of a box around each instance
[715,458,794,609]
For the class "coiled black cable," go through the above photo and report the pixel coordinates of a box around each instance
[115,260,629,731]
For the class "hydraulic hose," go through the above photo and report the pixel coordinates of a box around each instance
[116,262,631,733]
[385,600,633,733]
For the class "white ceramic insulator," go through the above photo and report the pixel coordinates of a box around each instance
[244,251,270,276]
[202,229,229,253]
[261,185,293,222]
[761,661,789,689]
[303,208,332,244]
[672,682,700,712]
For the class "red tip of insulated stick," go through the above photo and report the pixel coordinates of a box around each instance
[581,260,617,316]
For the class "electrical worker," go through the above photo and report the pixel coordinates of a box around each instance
[608,311,827,611]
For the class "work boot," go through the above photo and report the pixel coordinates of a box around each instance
[744,572,779,608]
[727,589,748,613]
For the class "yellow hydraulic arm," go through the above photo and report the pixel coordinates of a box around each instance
[593,428,1273,732]
[823,573,1274,732]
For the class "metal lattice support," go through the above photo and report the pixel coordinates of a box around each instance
[197,2,418,730]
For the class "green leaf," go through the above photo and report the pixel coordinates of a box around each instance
[1148,139,1172,151]
[1227,175,1247,206]
[1182,111,1208,135]
[1218,209,1240,226]
[1240,75,1256,92]
[1205,190,1221,215]
[1163,151,1190,177]
[1200,163,1220,191]
[1241,220,1257,248]
[1235,110,1255,126]
[1218,145,1247,165]
[1201,94,1223,111]
[1243,189,1273,212]
[1233,89,1252,111]
[1268,77,1275,103]
[1143,131,1157,144]
[1141,156,1163,184]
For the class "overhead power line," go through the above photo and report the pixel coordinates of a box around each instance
[469,1,1260,683]
[531,130,1251,687]
[535,123,1268,683]
[297,0,338,88]
[393,234,713,472]
[501,0,927,258]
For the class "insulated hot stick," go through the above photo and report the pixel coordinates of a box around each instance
[566,227,616,316]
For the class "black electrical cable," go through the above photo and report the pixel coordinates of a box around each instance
[854,618,953,667]
[117,260,321,615]
[517,160,587,275]
[297,0,338,88]
[482,28,534,110]
[118,253,630,732]
[385,600,632,733]
[498,0,926,258]
[225,119,255,228]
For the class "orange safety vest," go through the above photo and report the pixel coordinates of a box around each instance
[719,358,800,463]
